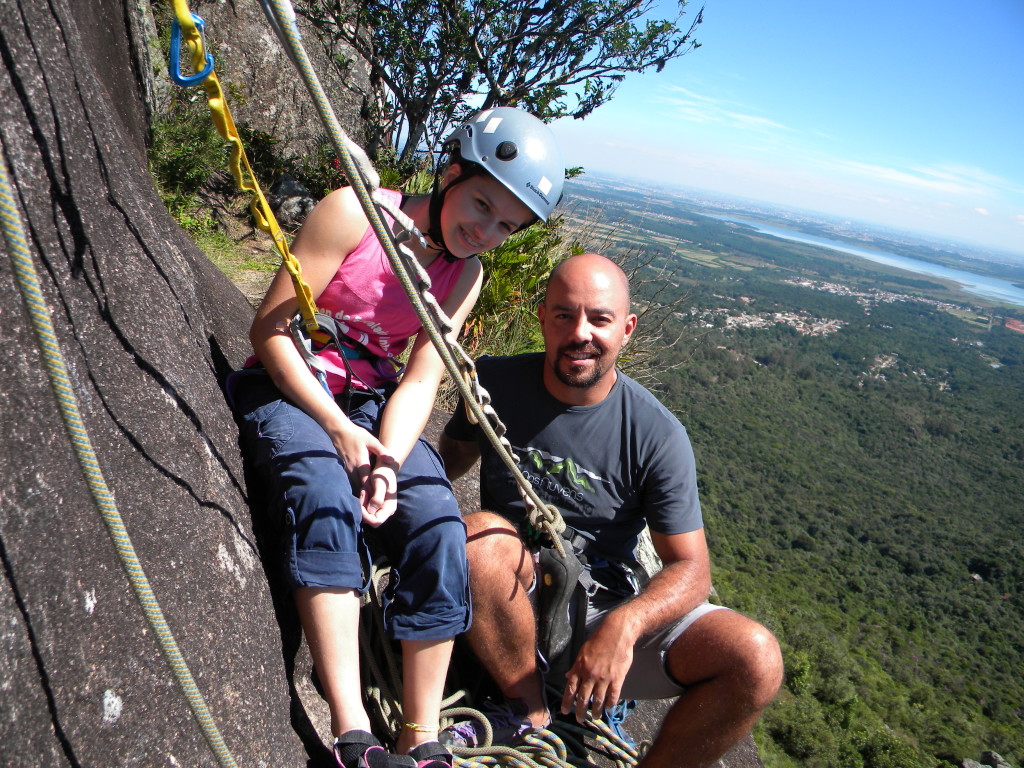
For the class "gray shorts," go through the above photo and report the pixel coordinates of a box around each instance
[530,552,729,700]
[586,592,728,700]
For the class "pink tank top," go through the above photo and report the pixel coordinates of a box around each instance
[313,189,468,393]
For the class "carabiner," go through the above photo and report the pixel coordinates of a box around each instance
[169,13,215,87]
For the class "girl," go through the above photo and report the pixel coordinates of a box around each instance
[231,107,563,768]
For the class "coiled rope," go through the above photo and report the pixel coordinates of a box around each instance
[358,564,645,768]
[0,159,239,767]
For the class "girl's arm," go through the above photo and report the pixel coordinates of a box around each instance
[249,188,392,483]
[360,256,484,525]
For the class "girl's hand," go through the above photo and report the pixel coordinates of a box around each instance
[330,420,394,496]
[360,462,398,527]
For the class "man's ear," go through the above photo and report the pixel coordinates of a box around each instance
[622,312,638,345]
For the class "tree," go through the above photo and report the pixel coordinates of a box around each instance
[297,0,702,165]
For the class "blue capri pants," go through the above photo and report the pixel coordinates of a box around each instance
[231,371,470,641]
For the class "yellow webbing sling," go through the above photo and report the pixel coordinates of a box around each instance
[168,0,321,336]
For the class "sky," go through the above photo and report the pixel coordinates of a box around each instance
[549,0,1024,258]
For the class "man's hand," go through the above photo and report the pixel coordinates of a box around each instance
[560,618,636,723]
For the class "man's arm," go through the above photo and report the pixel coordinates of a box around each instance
[438,431,482,481]
[561,528,712,721]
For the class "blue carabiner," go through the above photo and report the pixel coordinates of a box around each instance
[169,13,215,87]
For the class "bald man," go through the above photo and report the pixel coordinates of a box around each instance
[439,254,782,768]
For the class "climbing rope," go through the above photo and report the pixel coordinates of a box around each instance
[0,159,239,767]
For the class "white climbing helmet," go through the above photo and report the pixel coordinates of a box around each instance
[445,107,565,222]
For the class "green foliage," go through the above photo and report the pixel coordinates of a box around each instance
[374,146,435,192]
[465,219,571,358]
[295,0,702,163]
[290,137,350,199]
[763,693,840,766]
[854,727,931,768]
[148,93,227,204]
[237,126,292,188]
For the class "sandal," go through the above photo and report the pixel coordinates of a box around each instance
[333,730,382,768]
[407,740,452,768]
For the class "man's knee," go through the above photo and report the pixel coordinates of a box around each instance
[738,621,784,708]
[465,512,524,558]
[668,611,783,709]
[463,511,533,589]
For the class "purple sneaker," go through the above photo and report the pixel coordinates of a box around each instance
[439,700,536,749]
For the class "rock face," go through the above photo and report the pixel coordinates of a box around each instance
[978,753,1014,768]
[1,0,319,764]
[269,174,319,229]
[159,0,370,159]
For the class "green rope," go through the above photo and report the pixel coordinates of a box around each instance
[0,158,239,767]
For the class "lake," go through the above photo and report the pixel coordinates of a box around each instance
[709,215,1024,308]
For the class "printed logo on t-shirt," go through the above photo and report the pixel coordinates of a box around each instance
[513,446,612,506]
[524,447,596,490]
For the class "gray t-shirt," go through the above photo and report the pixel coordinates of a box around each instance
[444,354,702,564]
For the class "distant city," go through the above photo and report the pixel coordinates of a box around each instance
[569,171,1024,271]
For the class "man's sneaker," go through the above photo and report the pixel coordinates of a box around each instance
[439,700,537,749]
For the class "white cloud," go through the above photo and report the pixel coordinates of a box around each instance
[912,164,1024,196]
[817,158,982,196]
[975,208,991,216]
[651,86,1024,210]
[658,86,791,134]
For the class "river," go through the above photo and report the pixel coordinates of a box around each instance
[709,215,1024,308]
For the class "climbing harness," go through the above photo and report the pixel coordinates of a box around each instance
[169,1,642,764]
[0,159,239,768]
